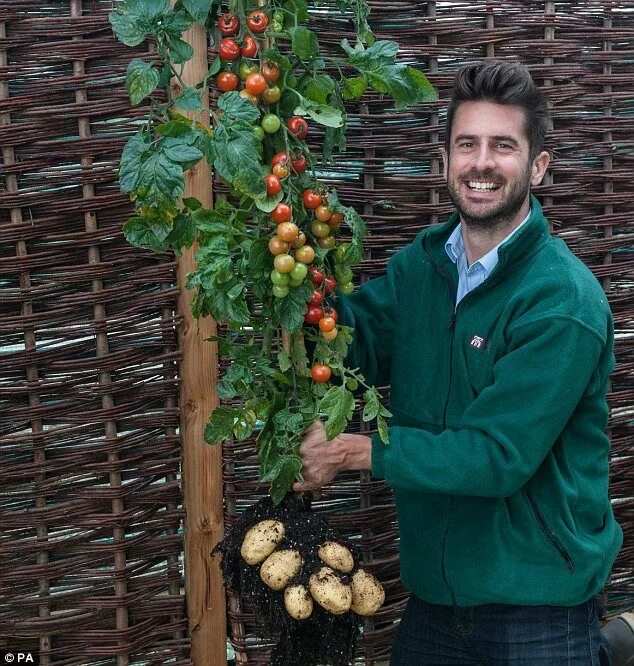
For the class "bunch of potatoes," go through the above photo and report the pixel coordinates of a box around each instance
[240,519,385,620]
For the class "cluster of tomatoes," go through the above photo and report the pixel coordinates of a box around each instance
[214,8,355,385]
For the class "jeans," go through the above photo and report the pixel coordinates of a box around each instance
[390,594,611,665]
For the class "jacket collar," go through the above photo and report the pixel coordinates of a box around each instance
[424,194,549,276]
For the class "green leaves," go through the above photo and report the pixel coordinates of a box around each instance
[169,37,194,64]
[290,27,319,60]
[126,60,159,106]
[341,39,437,108]
[342,76,367,101]
[342,206,367,263]
[300,74,336,105]
[109,0,193,48]
[173,87,204,111]
[181,0,214,24]
[137,150,185,202]
[320,385,355,440]
[273,282,312,333]
[217,91,260,122]
[293,96,343,129]
[118,132,150,193]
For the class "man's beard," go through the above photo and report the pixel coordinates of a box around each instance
[446,161,532,232]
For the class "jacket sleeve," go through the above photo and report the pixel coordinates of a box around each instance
[335,249,406,388]
[371,315,610,496]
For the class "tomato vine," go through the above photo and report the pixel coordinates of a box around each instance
[110,0,436,504]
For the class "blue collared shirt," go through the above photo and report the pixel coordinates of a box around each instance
[444,209,531,307]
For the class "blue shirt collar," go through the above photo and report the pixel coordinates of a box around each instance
[444,208,532,274]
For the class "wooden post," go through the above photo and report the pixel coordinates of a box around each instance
[172,17,227,666]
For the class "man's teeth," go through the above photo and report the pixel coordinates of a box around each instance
[467,181,500,191]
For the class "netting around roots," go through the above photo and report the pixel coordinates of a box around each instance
[212,493,361,666]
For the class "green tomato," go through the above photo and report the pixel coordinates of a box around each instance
[346,379,358,391]
[261,113,281,134]
[339,282,354,294]
[272,284,290,298]
[334,243,350,264]
[253,125,265,141]
[289,277,304,288]
[289,262,308,282]
[335,266,353,284]
[270,269,290,286]
[239,62,260,81]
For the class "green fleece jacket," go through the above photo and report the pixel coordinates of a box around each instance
[338,195,622,607]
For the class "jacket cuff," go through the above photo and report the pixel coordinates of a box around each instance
[371,432,387,480]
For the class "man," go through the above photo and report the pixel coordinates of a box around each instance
[293,61,622,664]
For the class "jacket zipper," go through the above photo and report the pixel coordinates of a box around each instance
[525,490,575,573]
[424,238,458,604]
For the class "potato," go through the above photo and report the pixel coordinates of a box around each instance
[240,520,285,565]
[308,566,352,615]
[260,549,302,591]
[284,584,314,620]
[318,541,354,573]
[350,568,385,616]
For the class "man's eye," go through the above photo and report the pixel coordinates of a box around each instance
[459,142,473,148]
[498,143,512,150]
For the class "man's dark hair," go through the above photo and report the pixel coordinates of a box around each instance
[445,60,549,161]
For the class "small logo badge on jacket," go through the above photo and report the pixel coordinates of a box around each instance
[470,335,485,349]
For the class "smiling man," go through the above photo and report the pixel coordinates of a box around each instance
[294,61,622,664]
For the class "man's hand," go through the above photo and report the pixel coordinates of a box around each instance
[292,421,373,492]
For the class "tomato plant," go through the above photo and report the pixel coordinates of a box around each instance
[110,0,436,504]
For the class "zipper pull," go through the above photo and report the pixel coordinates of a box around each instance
[446,312,456,330]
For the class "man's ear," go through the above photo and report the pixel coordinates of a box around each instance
[441,146,448,180]
[530,150,550,186]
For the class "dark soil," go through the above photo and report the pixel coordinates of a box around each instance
[212,493,362,666]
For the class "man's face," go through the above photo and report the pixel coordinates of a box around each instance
[442,101,549,229]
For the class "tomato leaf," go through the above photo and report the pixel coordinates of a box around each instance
[248,237,272,279]
[290,26,319,60]
[161,137,204,163]
[255,189,284,212]
[273,282,312,333]
[293,97,343,129]
[341,39,436,108]
[173,86,204,111]
[211,121,262,197]
[342,76,367,101]
[300,74,336,105]
[277,349,292,372]
[164,213,197,253]
[118,131,150,192]
[284,0,309,23]
[169,37,194,64]
[323,91,347,161]
[320,385,355,440]
[126,59,159,106]
[342,206,367,263]
[217,91,260,122]
[137,150,185,202]
[377,415,390,444]
[181,0,213,24]
[204,405,236,444]
[268,454,303,505]
[123,216,171,250]
[291,332,311,377]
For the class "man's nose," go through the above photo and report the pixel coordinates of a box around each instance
[473,146,496,171]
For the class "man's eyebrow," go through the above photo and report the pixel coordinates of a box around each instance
[453,133,521,146]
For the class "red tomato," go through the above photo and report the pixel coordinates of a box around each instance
[304,306,324,325]
[272,203,292,223]
[216,72,238,92]
[262,62,280,83]
[247,9,269,33]
[264,174,282,196]
[308,290,323,307]
[241,35,258,58]
[309,266,325,286]
[218,38,240,61]
[271,164,287,180]
[245,73,267,95]
[302,189,321,209]
[217,12,239,36]
[287,116,309,139]
[319,317,336,333]
[311,364,332,383]
[324,276,337,294]
[271,151,287,167]
[323,307,338,323]
[290,153,307,174]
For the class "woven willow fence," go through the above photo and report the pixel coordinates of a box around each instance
[0,1,632,665]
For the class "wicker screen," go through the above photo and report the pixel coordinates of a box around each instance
[0,1,189,664]
[220,1,634,664]
[0,1,632,665]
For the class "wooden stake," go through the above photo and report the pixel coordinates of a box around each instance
[172,17,227,666]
